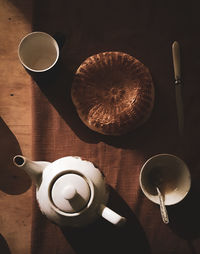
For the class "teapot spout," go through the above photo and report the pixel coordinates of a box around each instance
[13,155,49,188]
[99,204,126,226]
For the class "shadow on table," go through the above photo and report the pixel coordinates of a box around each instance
[28,33,103,145]
[0,234,11,254]
[0,118,31,194]
[29,34,179,154]
[61,187,151,254]
[168,183,200,240]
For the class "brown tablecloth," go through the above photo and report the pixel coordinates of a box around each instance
[31,1,200,253]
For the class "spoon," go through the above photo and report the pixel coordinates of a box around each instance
[149,167,170,224]
[156,186,169,224]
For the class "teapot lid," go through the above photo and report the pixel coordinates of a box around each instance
[51,173,91,213]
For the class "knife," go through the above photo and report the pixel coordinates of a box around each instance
[172,41,184,137]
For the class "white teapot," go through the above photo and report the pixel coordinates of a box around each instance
[13,155,126,227]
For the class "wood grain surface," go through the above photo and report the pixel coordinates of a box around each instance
[0,1,33,253]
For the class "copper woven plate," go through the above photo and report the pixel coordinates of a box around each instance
[71,51,154,136]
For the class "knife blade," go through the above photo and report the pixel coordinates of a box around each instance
[172,41,184,137]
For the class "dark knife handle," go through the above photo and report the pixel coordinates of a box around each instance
[172,41,184,137]
[175,84,184,136]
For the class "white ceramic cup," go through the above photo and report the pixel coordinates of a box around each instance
[139,154,191,206]
[18,31,59,72]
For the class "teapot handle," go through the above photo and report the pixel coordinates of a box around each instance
[99,204,126,226]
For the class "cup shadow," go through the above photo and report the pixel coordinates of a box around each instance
[61,186,151,254]
[168,183,200,240]
[28,32,102,144]
[0,117,31,194]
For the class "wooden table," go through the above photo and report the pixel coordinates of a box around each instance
[0,1,33,253]
[2,1,200,254]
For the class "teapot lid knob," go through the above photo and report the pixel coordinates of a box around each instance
[51,173,91,213]
[62,185,77,200]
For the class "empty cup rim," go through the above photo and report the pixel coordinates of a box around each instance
[18,31,59,72]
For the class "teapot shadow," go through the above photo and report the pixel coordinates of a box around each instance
[61,187,151,254]
[168,183,200,240]
[0,117,31,194]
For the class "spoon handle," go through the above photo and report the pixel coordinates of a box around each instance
[156,187,169,224]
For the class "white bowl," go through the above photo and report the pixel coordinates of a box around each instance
[139,154,191,206]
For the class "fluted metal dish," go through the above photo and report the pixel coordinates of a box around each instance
[71,51,154,135]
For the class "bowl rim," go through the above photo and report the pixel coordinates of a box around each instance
[139,153,191,206]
